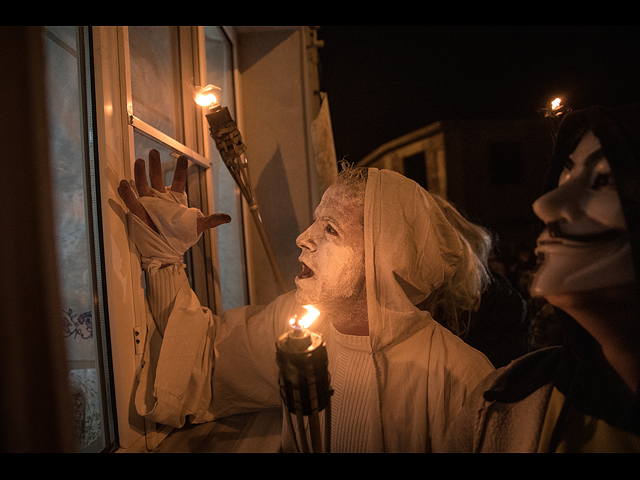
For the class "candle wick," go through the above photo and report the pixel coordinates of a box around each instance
[290,315,302,330]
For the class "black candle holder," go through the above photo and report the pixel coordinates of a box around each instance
[276,326,333,453]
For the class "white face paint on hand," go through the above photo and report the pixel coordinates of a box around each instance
[294,183,366,314]
[530,131,634,297]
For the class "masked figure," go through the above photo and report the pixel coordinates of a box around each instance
[446,105,640,452]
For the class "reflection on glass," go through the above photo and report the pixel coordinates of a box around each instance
[204,26,248,310]
[128,26,181,140]
[43,26,110,452]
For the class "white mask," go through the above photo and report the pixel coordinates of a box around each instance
[530,131,634,296]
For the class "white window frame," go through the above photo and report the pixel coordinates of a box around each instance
[92,25,235,451]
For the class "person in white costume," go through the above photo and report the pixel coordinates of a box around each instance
[118,150,494,452]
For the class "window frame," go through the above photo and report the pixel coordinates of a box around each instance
[76,25,119,453]
[92,25,237,451]
[41,25,119,453]
[121,26,221,313]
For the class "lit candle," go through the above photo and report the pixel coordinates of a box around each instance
[287,305,319,339]
[276,305,332,453]
[278,307,321,379]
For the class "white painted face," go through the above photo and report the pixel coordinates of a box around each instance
[530,130,634,297]
[294,183,366,313]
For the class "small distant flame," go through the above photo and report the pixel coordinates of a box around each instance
[289,305,320,330]
[551,98,562,110]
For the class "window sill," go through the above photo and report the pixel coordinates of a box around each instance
[148,409,283,453]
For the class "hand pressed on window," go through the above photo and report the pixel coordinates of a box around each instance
[118,149,231,234]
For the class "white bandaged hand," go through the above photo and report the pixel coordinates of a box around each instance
[128,188,204,275]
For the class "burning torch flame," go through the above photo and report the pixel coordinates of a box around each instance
[543,97,566,119]
[194,84,222,108]
[289,305,320,330]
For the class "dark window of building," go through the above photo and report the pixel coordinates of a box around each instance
[403,152,428,190]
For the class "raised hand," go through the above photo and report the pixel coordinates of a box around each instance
[118,149,231,234]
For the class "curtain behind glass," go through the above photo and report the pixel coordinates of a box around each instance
[44,26,111,453]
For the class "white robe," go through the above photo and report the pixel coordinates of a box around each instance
[131,168,495,452]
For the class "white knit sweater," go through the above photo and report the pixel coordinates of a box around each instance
[321,324,379,452]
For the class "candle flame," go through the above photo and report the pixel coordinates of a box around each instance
[289,305,320,330]
[551,98,562,110]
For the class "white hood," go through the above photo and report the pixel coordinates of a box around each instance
[364,168,464,352]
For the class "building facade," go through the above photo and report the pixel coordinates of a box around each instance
[357,118,553,262]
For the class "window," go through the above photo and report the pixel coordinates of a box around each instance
[114,26,247,448]
[124,26,247,311]
[128,26,183,141]
[126,26,217,309]
[403,152,428,190]
[203,26,248,310]
[42,26,246,451]
[43,26,116,453]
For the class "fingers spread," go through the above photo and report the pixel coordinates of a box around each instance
[148,149,167,193]
[171,155,188,193]
[197,213,232,234]
[123,150,195,235]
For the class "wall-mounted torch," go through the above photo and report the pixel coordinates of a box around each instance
[194,84,288,295]
[276,305,333,453]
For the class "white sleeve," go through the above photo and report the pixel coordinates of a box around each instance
[134,264,298,428]
[135,265,217,427]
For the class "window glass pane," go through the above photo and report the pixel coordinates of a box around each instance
[43,26,113,452]
[204,26,248,310]
[129,26,182,141]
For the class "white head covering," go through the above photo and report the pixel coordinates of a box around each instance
[364,168,464,353]
[362,169,494,452]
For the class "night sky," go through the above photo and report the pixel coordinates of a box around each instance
[317,26,640,164]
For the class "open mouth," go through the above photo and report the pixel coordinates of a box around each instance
[298,262,314,279]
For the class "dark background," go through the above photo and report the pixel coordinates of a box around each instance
[317,26,640,164]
